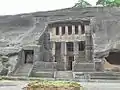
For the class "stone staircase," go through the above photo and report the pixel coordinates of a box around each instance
[90,72,120,80]
[13,64,33,76]
[73,72,120,80]
[31,61,57,78]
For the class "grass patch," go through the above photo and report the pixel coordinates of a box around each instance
[23,80,83,90]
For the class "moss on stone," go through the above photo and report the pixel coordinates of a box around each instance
[26,80,81,88]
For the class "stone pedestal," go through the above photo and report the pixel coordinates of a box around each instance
[94,59,104,71]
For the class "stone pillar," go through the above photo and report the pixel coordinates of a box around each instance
[94,59,104,71]
[52,27,56,36]
[85,25,93,63]
[74,42,79,62]
[78,25,82,35]
[52,42,55,62]
[65,26,68,35]
[61,42,67,70]
[59,26,62,36]
[72,25,75,35]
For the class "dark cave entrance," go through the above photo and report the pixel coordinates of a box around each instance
[105,51,120,65]
[67,56,74,70]
[24,50,34,64]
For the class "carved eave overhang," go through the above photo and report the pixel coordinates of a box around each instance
[48,18,90,28]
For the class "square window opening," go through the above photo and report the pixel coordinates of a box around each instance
[81,25,85,34]
[79,41,85,51]
[67,42,74,52]
[75,25,78,34]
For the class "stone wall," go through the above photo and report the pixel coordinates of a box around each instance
[31,61,57,77]
[38,29,52,62]
[9,50,22,75]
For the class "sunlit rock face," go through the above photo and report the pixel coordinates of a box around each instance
[0,16,33,46]
[1,7,120,75]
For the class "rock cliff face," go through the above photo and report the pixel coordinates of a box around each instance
[0,7,120,69]
[0,15,33,54]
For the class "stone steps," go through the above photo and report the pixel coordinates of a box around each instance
[33,71,54,78]
[13,64,33,76]
[90,72,120,80]
[32,61,57,72]
[73,72,120,80]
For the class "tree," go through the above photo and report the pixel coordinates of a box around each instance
[73,0,92,8]
[96,0,120,7]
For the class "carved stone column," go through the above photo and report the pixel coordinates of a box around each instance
[59,26,62,36]
[85,25,93,63]
[61,42,67,70]
[78,25,82,35]
[74,42,79,62]
[52,42,55,62]
[65,26,68,35]
[72,25,75,35]
[52,27,56,36]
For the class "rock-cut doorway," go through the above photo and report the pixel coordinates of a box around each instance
[24,50,34,64]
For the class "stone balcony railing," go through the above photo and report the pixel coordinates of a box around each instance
[50,34,85,42]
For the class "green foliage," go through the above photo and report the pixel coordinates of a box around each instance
[96,0,120,7]
[73,0,92,8]
[27,81,80,88]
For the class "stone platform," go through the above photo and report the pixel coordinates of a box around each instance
[72,62,95,72]
[73,72,120,80]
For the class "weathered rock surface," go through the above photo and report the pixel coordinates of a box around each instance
[0,7,120,55]
[0,7,120,73]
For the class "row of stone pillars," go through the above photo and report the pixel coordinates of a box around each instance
[51,25,95,71]
[51,24,103,71]
[52,41,79,71]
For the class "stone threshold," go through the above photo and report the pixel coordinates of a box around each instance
[1,76,120,83]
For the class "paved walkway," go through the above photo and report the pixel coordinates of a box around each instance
[81,82,120,90]
[0,80,120,90]
[0,80,29,90]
